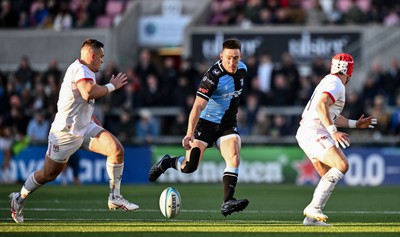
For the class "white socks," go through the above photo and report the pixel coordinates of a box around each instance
[106,162,124,198]
[310,167,344,209]
[175,156,185,172]
[17,172,42,204]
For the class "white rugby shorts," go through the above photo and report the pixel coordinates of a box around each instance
[46,122,104,163]
[295,126,335,162]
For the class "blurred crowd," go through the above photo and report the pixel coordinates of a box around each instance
[0,0,129,30]
[3,0,400,30]
[0,49,399,152]
[209,0,400,26]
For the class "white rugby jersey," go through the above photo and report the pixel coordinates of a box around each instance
[299,74,345,130]
[50,59,96,136]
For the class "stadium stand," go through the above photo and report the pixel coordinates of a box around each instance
[0,0,399,148]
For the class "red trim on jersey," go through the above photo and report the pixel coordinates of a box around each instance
[76,78,94,84]
[78,59,96,73]
[323,91,335,103]
[47,142,51,156]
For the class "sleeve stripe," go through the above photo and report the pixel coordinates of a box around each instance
[323,91,335,103]
[196,91,210,101]
[76,78,94,84]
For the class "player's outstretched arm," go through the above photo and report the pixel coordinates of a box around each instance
[354,114,378,128]
[77,73,128,100]
[109,73,128,90]
[336,114,377,129]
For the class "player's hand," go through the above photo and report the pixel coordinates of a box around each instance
[356,114,377,128]
[109,73,128,90]
[332,131,351,149]
[182,134,194,150]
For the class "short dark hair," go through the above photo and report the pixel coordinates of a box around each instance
[81,39,104,50]
[222,39,241,51]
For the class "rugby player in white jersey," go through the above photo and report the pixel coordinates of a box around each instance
[9,39,139,223]
[296,53,377,226]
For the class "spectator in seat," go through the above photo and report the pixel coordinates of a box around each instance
[0,116,13,183]
[369,95,390,135]
[43,58,62,85]
[114,109,135,145]
[31,0,49,28]
[15,55,36,90]
[383,58,400,105]
[53,1,73,31]
[26,110,49,145]
[169,110,188,136]
[390,94,400,135]
[306,0,327,25]
[269,114,292,137]
[244,93,260,133]
[343,0,366,24]
[286,0,306,24]
[141,74,164,107]
[160,57,178,106]
[0,0,19,28]
[135,109,160,145]
[134,48,159,88]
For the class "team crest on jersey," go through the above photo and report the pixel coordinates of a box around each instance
[202,76,215,85]
[240,79,244,86]
[212,69,221,76]
[52,144,60,153]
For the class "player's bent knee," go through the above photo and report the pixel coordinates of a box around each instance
[229,154,240,167]
[181,147,201,173]
[115,143,124,156]
[106,141,124,158]
[338,161,349,174]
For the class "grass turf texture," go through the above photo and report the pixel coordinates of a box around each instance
[0,184,399,237]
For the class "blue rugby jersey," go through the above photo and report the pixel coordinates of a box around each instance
[196,60,247,125]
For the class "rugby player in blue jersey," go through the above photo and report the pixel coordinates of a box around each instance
[149,39,249,216]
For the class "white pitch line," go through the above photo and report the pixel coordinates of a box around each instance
[0,207,399,214]
[0,217,295,223]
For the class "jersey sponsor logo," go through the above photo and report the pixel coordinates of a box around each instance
[52,144,60,153]
[222,89,242,100]
[198,88,209,94]
[316,136,328,149]
[202,76,215,85]
[212,69,221,76]
[88,99,95,107]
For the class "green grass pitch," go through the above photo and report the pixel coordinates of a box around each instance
[0,183,399,236]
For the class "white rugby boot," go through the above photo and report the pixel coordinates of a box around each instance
[303,217,331,226]
[303,205,328,222]
[108,195,139,211]
[9,192,25,223]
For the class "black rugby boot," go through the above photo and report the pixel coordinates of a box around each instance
[220,198,249,216]
[148,154,171,182]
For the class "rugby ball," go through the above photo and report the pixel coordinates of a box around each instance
[159,187,181,218]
